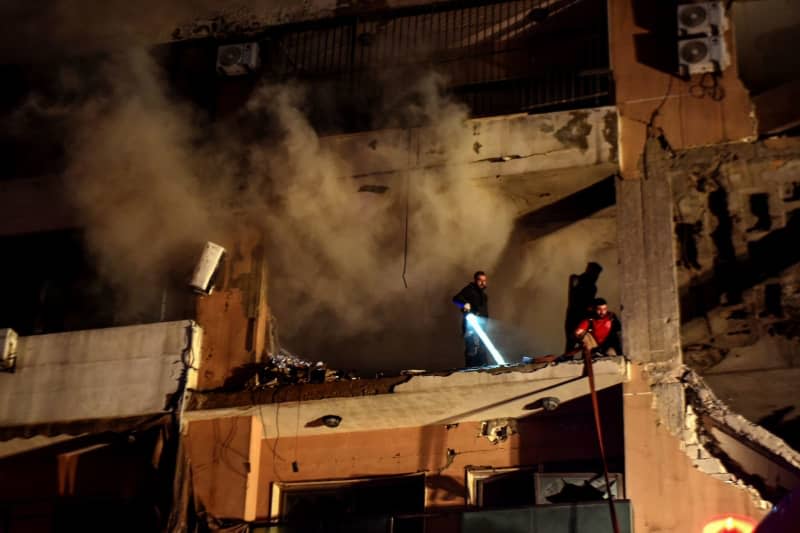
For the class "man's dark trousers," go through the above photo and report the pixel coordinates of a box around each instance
[464,330,489,367]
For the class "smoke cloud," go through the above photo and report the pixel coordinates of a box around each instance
[10,46,618,370]
[235,75,518,370]
[58,51,225,321]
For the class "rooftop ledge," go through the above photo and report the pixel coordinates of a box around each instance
[184,357,628,437]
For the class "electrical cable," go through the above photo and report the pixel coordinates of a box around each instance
[293,387,302,472]
[401,128,412,288]
[402,174,410,288]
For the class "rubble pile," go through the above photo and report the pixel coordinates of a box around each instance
[254,350,353,388]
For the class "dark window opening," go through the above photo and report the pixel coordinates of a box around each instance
[277,475,425,532]
[478,470,537,508]
[0,229,195,335]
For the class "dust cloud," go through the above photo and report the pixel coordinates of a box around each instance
[493,214,619,358]
[235,75,518,370]
[58,51,225,321]
[11,47,618,370]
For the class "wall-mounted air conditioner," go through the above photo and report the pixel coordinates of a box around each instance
[678,35,724,75]
[677,2,723,36]
[676,1,727,76]
[216,43,260,76]
[190,242,226,295]
[0,328,18,372]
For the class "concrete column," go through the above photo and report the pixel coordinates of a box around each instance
[617,138,682,367]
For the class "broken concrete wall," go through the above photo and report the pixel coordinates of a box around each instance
[681,368,800,501]
[624,364,769,532]
[195,225,273,390]
[667,137,800,448]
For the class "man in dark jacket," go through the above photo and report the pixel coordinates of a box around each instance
[452,271,489,367]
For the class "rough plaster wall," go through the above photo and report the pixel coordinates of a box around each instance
[669,139,800,449]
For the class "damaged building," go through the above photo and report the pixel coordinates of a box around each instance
[1,0,800,532]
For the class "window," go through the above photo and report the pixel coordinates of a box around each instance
[535,472,624,504]
[467,467,624,508]
[270,474,425,530]
[467,467,537,508]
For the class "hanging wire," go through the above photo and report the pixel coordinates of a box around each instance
[401,128,412,288]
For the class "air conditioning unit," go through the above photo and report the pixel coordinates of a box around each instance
[190,242,226,295]
[677,2,723,36]
[678,35,724,75]
[0,328,18,372]
[216,42,260,76]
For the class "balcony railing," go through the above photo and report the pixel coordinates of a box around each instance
[257,0,612,132]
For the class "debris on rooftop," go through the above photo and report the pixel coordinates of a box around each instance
[219,349,358,392]
[257,350,354,387]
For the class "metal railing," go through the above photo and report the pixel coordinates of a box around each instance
[258,0,613,129]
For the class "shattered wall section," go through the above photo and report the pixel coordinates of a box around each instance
[624,363,770,533]
[681,367,800,502]
[669,138,800,448]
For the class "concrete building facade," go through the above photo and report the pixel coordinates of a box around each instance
[1,0,799,532]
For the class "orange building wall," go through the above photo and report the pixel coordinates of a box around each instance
[624,366,767,532]
[185,416,254,520]
[609,0,756,179]
[186,388,624,521]
[196,225,272,390]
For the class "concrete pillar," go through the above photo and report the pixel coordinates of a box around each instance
[617,138,682,368]
[617,138,684,435]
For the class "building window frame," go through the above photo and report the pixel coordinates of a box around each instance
[269,472,425,523]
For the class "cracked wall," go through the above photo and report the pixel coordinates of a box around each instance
[624,364,770,533]
[668,138,800,450]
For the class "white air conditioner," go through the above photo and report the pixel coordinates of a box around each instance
[190,242,226,295]
[0,328,18,371]
[216,43,260,76]
[678,35,724,75]
[677,2,723,36]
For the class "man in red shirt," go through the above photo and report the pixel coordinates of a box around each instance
[574,298,622,356]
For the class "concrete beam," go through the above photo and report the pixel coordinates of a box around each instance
[327,107,618,182]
